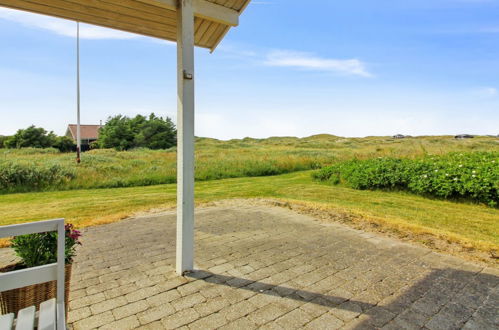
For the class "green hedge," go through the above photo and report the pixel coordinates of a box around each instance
[0,162,76,193]
[314,152,499,207]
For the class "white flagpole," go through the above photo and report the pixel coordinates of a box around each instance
[76,21,81,163]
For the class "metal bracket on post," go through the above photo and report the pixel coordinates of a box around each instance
[183,70,193,80]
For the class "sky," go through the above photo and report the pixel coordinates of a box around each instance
[0,0,498,139]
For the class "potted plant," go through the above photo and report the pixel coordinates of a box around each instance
[0,223,81,315]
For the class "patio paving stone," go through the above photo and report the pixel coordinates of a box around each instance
[1,203,497,329]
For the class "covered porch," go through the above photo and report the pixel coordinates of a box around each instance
[0,0,251,275]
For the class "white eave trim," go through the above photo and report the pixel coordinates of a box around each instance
[153,0,239,26]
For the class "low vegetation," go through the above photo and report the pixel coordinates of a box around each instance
[0,161,75,193]
[0,171,497,263]
[314,152,499,207]
[1,135,497,194]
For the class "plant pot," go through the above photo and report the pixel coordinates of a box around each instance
[0,263,72,316]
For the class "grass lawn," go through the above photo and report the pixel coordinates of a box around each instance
[1,171,497,261]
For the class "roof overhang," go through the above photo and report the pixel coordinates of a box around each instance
[0,0,251,51]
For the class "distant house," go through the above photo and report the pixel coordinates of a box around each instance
[393,134,408,139]
[65,124,101,150]
[454,134,474,139]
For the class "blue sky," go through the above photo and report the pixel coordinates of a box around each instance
[0,0,498,139]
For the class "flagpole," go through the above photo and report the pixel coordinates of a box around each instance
[76,21,81,163]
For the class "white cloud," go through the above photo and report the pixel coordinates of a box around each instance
[484,87,497,95]
[475,87,498,97]
[217,44,258,58]
[0,7,139,39]
[264,50,372,77]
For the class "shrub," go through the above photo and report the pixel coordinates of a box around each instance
[11,224,82,267]
[0,162,76,192]
[53,136,75,152]
[89,141,100,150]
[314,152,499,207]
[0,136,9,148]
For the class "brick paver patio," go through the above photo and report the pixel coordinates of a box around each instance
[2,203,498,329]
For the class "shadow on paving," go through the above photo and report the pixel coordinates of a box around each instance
[187,268,498,329]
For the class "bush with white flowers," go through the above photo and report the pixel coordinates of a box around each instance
[313,152,499,207]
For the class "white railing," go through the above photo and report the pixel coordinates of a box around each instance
[0,219,66,329]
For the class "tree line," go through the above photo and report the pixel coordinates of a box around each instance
[0,126,74,152]
[0,113,177,152]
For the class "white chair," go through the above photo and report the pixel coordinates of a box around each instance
[0,219,66,330]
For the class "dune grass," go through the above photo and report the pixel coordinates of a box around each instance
[0,171,497,261]
[1,135,498,193]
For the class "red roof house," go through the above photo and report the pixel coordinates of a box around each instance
[65,124,101,146]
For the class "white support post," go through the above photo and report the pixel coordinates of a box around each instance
[176,0,195,275]
[56,220,66,329]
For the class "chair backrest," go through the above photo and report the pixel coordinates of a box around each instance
[0,219,66,328]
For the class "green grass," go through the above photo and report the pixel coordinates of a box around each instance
[1,135,498,262]
[1,135,498,193]
[0,171,497,259]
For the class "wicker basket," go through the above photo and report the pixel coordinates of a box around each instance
[0,263,72,316]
